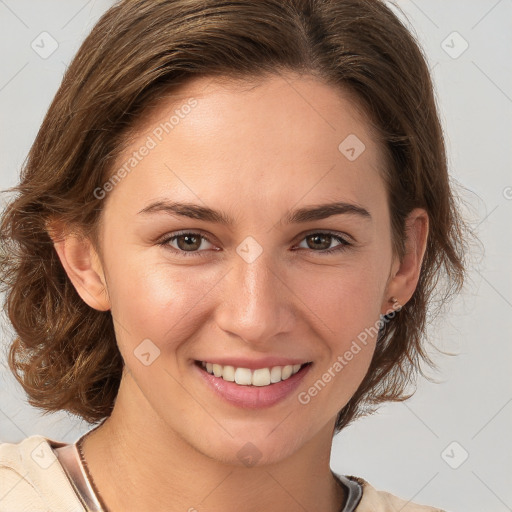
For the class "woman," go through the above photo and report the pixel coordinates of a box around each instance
[0,0,466,510]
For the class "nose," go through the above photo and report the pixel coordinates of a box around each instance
[215,242,295,347]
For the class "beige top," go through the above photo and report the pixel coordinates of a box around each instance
[0,434,447,512]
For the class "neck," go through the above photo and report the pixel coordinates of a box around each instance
[80,374,345,512]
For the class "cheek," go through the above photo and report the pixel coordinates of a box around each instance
[290,260,386,406]
[105,254,214,352]
[291,258,387,341]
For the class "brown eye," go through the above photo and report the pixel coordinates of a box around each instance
[174,234,203,251]
[306,233,333,250]
[159,231,215,256]
[297,232,351,255]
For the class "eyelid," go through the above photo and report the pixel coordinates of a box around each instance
[296,228,355,244]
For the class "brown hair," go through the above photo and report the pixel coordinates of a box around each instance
[0,0,467,432]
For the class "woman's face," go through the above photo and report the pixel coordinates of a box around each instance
[74,73,409,464]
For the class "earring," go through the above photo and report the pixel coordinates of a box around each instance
[388,296,399,305]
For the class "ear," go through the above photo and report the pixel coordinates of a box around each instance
[47,220,111,312]
[381,208,429,314]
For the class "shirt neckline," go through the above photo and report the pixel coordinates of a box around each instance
[52,441,104,512]
[334,473,364,511]
[51,438,363,512]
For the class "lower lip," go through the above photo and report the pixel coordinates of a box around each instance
[194,362,312,409]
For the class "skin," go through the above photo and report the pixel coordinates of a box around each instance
[50,72,428,512]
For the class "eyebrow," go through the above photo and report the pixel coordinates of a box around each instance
[137,200,371,224]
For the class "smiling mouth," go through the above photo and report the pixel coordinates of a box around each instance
[195,360,312,387]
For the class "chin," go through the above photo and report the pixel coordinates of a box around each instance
[193,430,306,468]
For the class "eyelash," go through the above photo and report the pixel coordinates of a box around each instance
[158,230,352,257]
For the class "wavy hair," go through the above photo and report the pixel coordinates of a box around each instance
[0,0,468,432]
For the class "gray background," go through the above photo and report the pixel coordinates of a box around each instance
[0,1,511,511]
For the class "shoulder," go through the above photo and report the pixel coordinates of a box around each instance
[0,435,85,512]
[346,476,447,512]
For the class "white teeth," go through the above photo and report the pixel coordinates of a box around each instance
[252,368,271,387]
[270,366,282,383]
[200,361,306,386]
[281,365,293,380]
[222,365,235,382]
[212,363,223,377]
[234,367,252,385]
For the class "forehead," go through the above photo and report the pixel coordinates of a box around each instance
[137,72,376,151]
[106,72,387,221]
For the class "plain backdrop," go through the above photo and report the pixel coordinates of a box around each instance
[0,1,511,511]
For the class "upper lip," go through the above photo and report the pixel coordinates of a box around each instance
[195,357,311,370]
